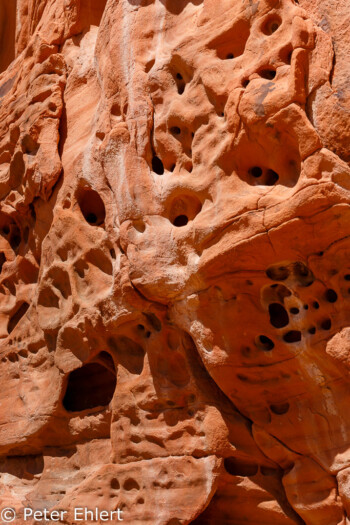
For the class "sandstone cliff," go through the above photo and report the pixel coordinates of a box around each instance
[0,0,350,524]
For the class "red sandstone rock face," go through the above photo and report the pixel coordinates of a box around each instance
[0,0,350,523]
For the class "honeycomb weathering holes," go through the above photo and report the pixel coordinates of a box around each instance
[63,352,116,412]
[77,188,106,226]
[266,261,314,287]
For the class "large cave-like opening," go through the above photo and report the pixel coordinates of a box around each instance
[63,352,116,412]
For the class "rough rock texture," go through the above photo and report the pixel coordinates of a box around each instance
[0,0,350,523]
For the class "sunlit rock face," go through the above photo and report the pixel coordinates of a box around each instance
[0,0,350,523]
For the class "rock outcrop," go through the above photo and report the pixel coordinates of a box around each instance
[0,0,350,523]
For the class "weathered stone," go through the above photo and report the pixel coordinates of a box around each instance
[0,0,350,523]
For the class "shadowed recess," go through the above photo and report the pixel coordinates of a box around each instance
[63,353,116,412]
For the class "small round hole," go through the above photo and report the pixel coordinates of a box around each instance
[321,319,331,330]
[290,307,299,315]
[249,166,263,178]
[283,331,301,343]
[255,335,274,351]
[325,289,338,303]
[308,326,316,335]
[86,213,97,224]
[170,126,181,135]
[152,156,164,175]
[313,301,319,309]
[259,69,276,80]
[263,16,282,36]
[3,226,10,235]
[226,53,234,59]
[344,275,350,281]
[178,85,185,95]
[270,402,289,415]
[176,73,183,80]
[173,215,189,227]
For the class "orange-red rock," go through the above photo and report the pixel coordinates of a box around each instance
[0,0,350,524]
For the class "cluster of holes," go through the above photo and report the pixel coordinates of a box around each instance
[63,352,116,412]
[257,263,339,350]
[77,188,106,226]
[1,341,48,363]
[248,166,279,186]
[266,262,315,287]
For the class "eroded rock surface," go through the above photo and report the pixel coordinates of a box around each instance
[0,0,350,523]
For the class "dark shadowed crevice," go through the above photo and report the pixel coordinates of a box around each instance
[63,353,116,412]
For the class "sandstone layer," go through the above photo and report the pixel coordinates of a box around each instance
[0,0,350,524]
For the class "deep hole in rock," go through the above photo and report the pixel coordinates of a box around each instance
[152,156,164,175]
[270,402,289,415]
[325,289,338,303]
[249,166,263,178]
[8,302,30,334]
[78,188,106,226]
[313,301,320,309]
[321,318,332,330]
[259,69,276,80]
[266,265,289,281]
[308,326,316,334]
[0,252,5,272]
[265,169,279,185]
[63,355,116,412]
[224,457,258,477]
[283,330,301,343]
[290,307,299,315]
[269,303,289,328]
[173,215,189,227]
[226,53,234,59]
[255,335,275,351]
[262,15,282,36]
[170,126,181,135]
[344,275,350,281]
[293,262,314,287]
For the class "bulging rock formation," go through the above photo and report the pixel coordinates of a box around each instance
[0,0,350,523]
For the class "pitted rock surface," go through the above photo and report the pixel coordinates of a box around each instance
[0,0,350,524]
